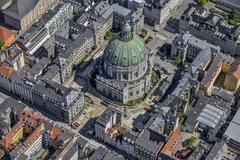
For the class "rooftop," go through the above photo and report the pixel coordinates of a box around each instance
[224,110,240,143]
[96,106,123,126]
[89,147,109,160]
[229,60,240,80]
[135,128,164,154]
[62,144,78,160]
[2,0,39,20]
[197,104,225,128]
[161,129,180,156]
[102,3,131,19]
[0,26,15,42]
[103,151,125,160]
[0,65,14,77]
[0,107,43,151]
[181,6,240,40]
[4,44,24,65]
[201,53,223,86]
[0,98,26,115]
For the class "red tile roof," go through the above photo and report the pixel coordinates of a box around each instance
[231,61,240,80]
[44,123,63,140]
[0,65,14,76]
[161,128,181,156]
[23,123,44,147]
[0,120,23,151]
[20,108,42,122]
[0,26,14,42]
[0,107,74,153]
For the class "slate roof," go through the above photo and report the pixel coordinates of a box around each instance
[96,106,122,126]
[205,14,222,27]
[201,53,223,86]
[224,110,240,144]
[2,0,39,20]
[135,128,164,154]
[102,3,131,19]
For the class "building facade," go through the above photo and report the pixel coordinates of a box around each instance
[101,3,144,34]
[143,0,182,26]
[224,61,240,91]
[17,3,73,56]
[2,0,58,32]
[4,45,25,71]
[171,32,220,63]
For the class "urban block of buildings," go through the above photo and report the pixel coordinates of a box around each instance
[179,5,240,56]
[0,98,75,160]
[0,0,240,160]
[95,105,181,160]
[1,0,59,32]
[143,0,182,26]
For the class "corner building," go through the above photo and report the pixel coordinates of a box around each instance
[95,22,152,104]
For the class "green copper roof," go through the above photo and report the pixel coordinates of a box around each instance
[104,23,148,67]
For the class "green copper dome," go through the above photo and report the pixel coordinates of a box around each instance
[104,23,148,67]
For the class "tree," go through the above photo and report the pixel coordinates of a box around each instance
[175,56,182,64]
[151,69,160,85]
[37,157,43,160]
[0,39,4,49]
[226,10,240,25]
[105,31,113,39]
[140,28,148,38]
[185,136,196,147]
[199,0,208,6]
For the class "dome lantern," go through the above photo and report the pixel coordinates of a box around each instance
[119,22,133,42]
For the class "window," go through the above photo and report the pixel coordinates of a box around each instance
[143,66,145,71]
[123,73,128,80]
[113,72,117,78]
[135,71,139,77]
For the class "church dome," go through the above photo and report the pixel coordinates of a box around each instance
[104,22,148,67]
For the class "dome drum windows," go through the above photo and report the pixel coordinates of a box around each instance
[135,71,139,78]
[112,71,117,78]
[130,92,133,96]
[123,73,128,80]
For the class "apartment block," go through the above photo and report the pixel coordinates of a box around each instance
[179,6,240,56]
[2,0,59,32]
